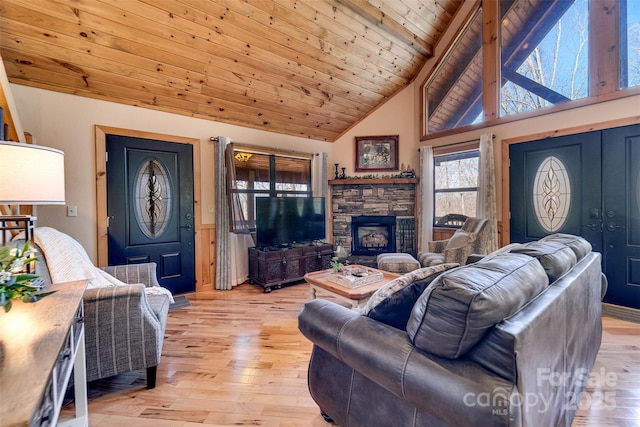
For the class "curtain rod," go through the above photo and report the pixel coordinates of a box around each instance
[210,137,314,159]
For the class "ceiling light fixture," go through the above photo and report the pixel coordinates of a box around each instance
[234,152,253,162]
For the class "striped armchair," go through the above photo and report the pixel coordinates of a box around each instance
[31,243,170,389]
[90,264,170,388]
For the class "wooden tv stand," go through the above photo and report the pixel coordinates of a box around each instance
[249,242,333,292]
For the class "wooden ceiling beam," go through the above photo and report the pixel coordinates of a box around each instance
[336,0,433,57]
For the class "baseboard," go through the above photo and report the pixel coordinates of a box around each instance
[602,303,640,324]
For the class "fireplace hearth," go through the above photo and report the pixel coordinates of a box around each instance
[351,216,396,256]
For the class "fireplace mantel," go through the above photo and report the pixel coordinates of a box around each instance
[329,177,418,185]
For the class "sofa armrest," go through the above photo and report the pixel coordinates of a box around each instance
[99,263,160,288]
[299,299,519,426]
[427,239,448,253]
[443,244,475,264]
[82,284,164,381]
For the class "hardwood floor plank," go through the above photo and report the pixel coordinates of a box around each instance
[60,282,639,426]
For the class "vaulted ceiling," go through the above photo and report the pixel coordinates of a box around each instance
[0,0,464,141]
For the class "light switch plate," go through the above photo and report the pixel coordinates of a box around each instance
[67,205,78,217]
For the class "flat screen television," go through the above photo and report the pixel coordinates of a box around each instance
[255,197,326,247]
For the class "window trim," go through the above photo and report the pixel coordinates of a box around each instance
[432,149,480,227]
[419,0,639,141]
[230,145,313,230]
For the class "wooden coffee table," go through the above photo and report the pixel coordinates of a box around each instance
[304,265,400,309]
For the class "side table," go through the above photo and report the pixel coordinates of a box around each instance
[0,280,88,427]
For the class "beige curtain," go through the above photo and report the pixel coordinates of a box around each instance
[477,133,499,252]
[312,152,329,242]
[214,136,232,290]
[417,146,434,253]
[214,136,254,290]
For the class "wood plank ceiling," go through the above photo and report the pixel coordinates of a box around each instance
[0,0,463,142]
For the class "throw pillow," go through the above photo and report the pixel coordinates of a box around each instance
[360,263,458,330]
[406,252,549,359]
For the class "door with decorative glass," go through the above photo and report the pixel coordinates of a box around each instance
[510,124,640,309]
[106,135,195,295]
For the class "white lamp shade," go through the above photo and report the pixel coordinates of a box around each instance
[0,141,66,204]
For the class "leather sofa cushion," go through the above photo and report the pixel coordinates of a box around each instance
[360,263,458,329]
[509,240,577,282]
[406,252,549,359]
[540,233,592,261]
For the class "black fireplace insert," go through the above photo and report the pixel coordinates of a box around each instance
[351,215,396,256]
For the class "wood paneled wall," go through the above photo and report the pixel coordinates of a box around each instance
[196,225,216,293]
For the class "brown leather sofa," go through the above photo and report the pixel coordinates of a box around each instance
[298,234,603,427]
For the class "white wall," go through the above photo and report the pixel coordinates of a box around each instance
[10,85,333,261]
[331,83,420,176]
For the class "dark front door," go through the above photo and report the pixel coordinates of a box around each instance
[106,135,195,295]
[510,124,640,309]
[601,125,640,308]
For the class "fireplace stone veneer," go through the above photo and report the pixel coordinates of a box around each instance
[330,179,417,264]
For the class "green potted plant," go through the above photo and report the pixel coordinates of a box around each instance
[330,256,345,273]
[0,242,54,312]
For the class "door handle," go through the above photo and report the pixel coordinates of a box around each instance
[606,221,624,232]
[585,222,600,232]
[181,223,192,231]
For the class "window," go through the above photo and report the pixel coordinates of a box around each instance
[501,0,589,116]
[425,9,483,134]
[421,0,636,138]
[433,150,479,225]
[231,148,312,230]
[621,0,640,89]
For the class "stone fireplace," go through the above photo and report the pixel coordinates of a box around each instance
[330,178,417,266]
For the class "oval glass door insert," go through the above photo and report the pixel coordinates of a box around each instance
[533,156,571,232]
[134,158,172,238]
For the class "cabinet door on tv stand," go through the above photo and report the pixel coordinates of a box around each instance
[305,252,331,274]
[283,256,302,281]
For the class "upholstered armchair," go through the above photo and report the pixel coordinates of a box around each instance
[418,217,491,267]
[89,264,170,389]
[23,227,171,389]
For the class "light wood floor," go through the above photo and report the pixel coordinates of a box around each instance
[62,283,639,427]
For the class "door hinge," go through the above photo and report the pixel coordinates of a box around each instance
[105,152,109,162]
[107,216,112,227]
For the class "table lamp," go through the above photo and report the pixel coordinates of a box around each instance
[0,141,66,244]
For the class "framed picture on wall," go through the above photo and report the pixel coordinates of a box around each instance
[355,135,399,172]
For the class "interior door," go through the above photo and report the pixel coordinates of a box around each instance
[510,124,640,309]
[106,135,195,295]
